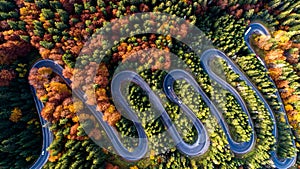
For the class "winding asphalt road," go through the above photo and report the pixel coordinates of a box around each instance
[29,60,149,168]
[163,68,255,154]
[30,23,296,168]
[244,23,297,168]
[29,61,55,169]
[244,22,270,70]
[112,71,210,157]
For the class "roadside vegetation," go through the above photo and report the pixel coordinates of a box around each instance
[0,0,299,168]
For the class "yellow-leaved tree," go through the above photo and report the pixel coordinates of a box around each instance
[9,107,22,123]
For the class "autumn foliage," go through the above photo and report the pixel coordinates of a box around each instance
[106,163,119,169]
[28,67,85,139]
[2,0,300,168]
[72,61,121,126]
[9,107,22,123]
[0,2,33,64]
[0,69,15,86]
[116,35,172,70]
[254,30,300,141]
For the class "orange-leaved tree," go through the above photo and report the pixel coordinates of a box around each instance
[0,69,15,86]
[254,29,300,140]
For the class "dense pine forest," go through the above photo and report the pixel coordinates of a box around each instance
[0,0,300,168]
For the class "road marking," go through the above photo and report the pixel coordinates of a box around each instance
[245,27,251,35]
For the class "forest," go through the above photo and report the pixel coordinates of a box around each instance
[0,0,300,168]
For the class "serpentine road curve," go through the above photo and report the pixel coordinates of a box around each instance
[29,23,296,168]
[244,23,297,168]
[111,71,210,157]
[163,68,255,155]
[29,59,149,168]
